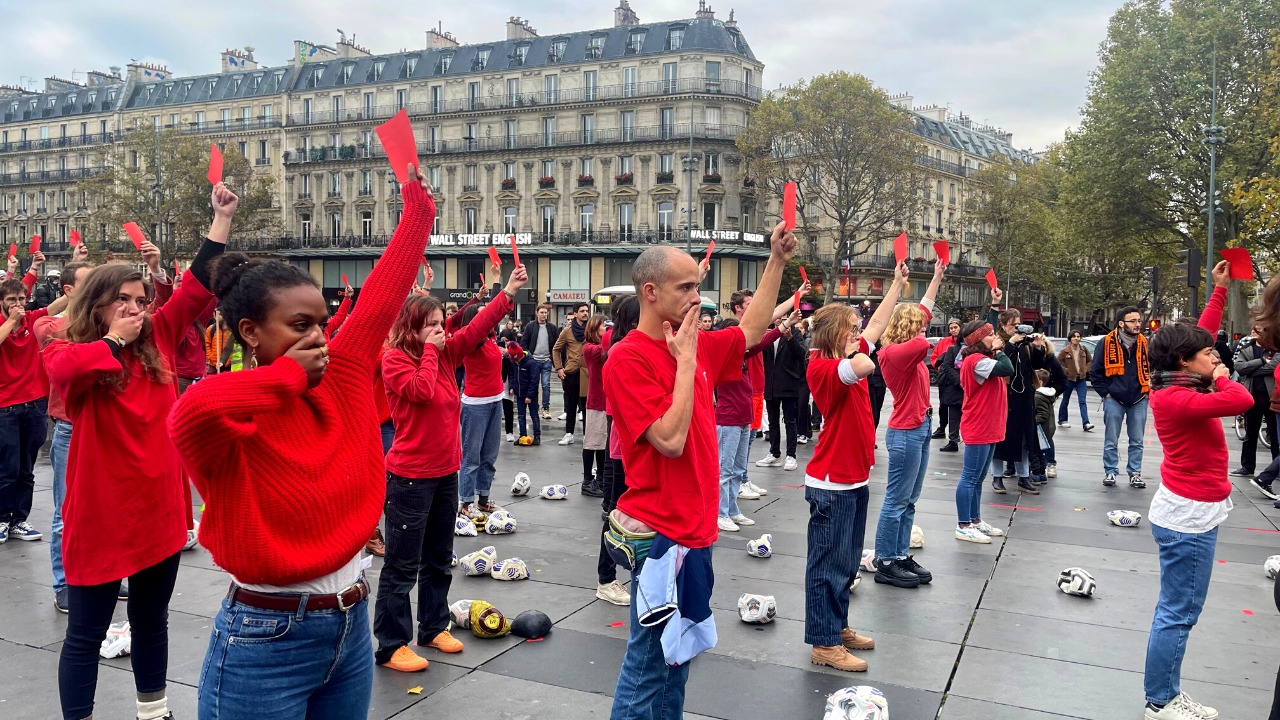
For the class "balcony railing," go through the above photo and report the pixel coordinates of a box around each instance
[170,118,282,135]
[282,123,743,165]
[0,167,103,185]
[0,131,117,154]
[282,77,763,127]
[218,229,771,254]
[916,155,969,178]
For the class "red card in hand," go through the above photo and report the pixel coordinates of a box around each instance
[893,232,908,265]
[376,108,418,184]
[782,182,797,231]
[509,235,521,267]
[1219,248,1254,281]
[29,235,40,255]
[478,272,486,288]
[984,268,998,290]
[174,259,181,276]
[487,246,501,268]
[208,144,223,186]
[69,229,81,247]
[799,265,808,285]
[792,290,801,310]
[341,273,349,288]
[6,243,16,260]
[123,222,146,250]
[932,241,950,265]
[703,241,715,266]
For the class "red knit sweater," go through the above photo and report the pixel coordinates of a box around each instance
[461,334,504,399]
[168,183,437,585]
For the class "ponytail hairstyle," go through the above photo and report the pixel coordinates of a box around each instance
[959,319,995,359]
[387,294,444,361]
[610,295,641,345]
[210,253,318,347]
[63,263,170,390]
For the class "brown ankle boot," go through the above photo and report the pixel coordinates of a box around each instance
[810,645,868,672]
[841,628,875,650]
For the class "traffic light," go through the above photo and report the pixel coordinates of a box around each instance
[1175,247,1202,287]
[1149,319,1160,333]
[1143,266,1159,295]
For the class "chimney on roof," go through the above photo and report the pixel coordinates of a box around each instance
[221,48,260,73]
[995,130,1014,145]
[887,92,913,110]
[725,9,737,27]
[0,85,37,100]
[44,77,83,93]
[293,40,338,67]
[426,25,459,49]
[615,0,640,26]
[696,0,715,19]
[336,36,372,58]
[507,17,539,40]
[914,104,946,122]
[126,62,170,83]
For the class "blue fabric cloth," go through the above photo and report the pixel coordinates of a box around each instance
[633,533,716,666]
[609,552,691,720]
[803,485,869,646]
[49,420,71,594]
[716,425,751,519]
[1103,396,1147,476]
[1059,378,1091,424]
[956,442,997,524]
[877,416,931,560]
[1144,522,1217,705]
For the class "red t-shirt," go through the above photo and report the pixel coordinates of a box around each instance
[0,303,49,409]
[879,333,932,429]
[805,341,875,486]
[604,325,745,548]
[461,336,504,399]
[959,353,1008,445]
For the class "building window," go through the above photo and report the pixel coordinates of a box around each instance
[430,86,442,113]
[550,259,590,289]
[581,114,594,143]
[658,202,674,241]
[465,164,477,187]
[604,258,635,287]
[541,205,555,236]
[397,89,408,109]
[506,78,520,105]
[583,70,598,101]
[623,67,637,98]
[618,203,634,240]
[744,68,754,93]
[301,213,312,239]
[406,56,418,76]
[936,209,943,230]
[662,62,679,94]
[738,260,759,291]
[586,36,605,60]
[329,173,341,195]
[581,157,593,178]
[465,122,478,151]
[545,75,558,103]
[361,211,372,238]
[549,40,567,64]
[465,207,478,233]
[428,126,441,153]
[660,108,674,139]
[468,82,479,111]
[666,27,684,51]
[705,61,721,92]
[437,53,453,74]
[542,117,556,147]
[659,153,673,174]
[332,95,343,117]
[620,110,635,142]
[513,45,529,67]
[504,160,516,179]
[627,29,646,53]
[702,202,717,230]
[372,60,385,81]
[300,174,311,195]
[238,141,247,157]
[704,153,720,176]
[503,206,517,234]
[474,49,491,71]
[580,204,594,237]
[428,166,441,188]
[706,106,721,132]
[330,212,342,237]
[505,119,517,149]
[619,155,632,174]
[361,170,372,194]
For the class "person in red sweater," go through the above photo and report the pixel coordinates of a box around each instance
[0,249,50,545]
[1141,261,1244,720]
[802,263,905,674]
[373,263,527,673]
[167,167,434,718]
[953,317,1015,544]
[580,314,612,499]
[604,226,793,720]
[930,318,961,439]
[872,259,945,589]
[591,297,639,607]
[457,271,515,522]
[46,183,235,720]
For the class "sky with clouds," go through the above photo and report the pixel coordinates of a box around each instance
[1,0,1120,151]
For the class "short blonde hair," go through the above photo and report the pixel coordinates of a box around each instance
[882,303,927,345]
[809,303,860,359]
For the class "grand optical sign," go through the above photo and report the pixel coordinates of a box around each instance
[690,230,765,244]
[428,233,534,247]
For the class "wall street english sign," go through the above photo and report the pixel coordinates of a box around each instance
[428,233,535,247]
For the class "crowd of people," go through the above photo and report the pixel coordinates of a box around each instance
[2,169,1279,720]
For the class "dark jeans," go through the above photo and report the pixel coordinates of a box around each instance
[766,396,799,458]
[0,398,48,524]
[59,552,180,720]
[797,388,812,437]
[937,403,961,442]
[373,472,456,665]
[1241,395,1278,472]
[869,382,886,429]
[518,398,541,438]
[563,373,581,435]
[379,420,395,456]
[1271,576,1280,720]
[598,456,628,585]
[502,398,514,435]
[803,485,870,646]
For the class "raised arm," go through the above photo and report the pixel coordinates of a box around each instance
[861,263,908,347]
[152,185,235,346]
[740,221,797,346]
[169,357,311,452]
[443,266,526,363]
[1197,261,1230,334]
[326,293,352,339]
[921,260,945,312]
[329,167,437,361]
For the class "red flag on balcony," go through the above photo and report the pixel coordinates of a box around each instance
[1219,248,1254,281]
[893,232,908,265]
[123,222,146,250]
[376,109,418,184]
[782,182,797,231]
[29,235,40,255]
[208,143,223,185]
[932,241,950,265]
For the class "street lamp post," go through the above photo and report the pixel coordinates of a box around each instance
[388,173,401,230]
[682,153,697,253]
[1203,42,1226,287]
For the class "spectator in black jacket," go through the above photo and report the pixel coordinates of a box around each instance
[1230,329,1279,479]
[1088,306,1151,489]
[936,342,964,452]
[519,304,559,419]
[27,269,61,310]
[755,311,806,471]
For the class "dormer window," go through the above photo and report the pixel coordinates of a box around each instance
[47,96,57,108]
[207,78,217,95]
[230,76,242,94]
[272,70,285,89]
[372,60,385,81]
[341,64,353,83]
[473,49,491,71]
[309,67,323,88]
[436,53,452,74]
[182,81,193,96]
[627,29,646,53]
[512,45,529,67]
[548,39,567,63]
[586,35,605,59]
[666,26,685,51]
[406,55,419,76]
[250,74,262,91]
[87,91,97,105]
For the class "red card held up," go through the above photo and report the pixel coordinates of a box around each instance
[509,235,521,267]
[799,265,808,285]
[893,232,908,265]
[932,241,950,265]
[984,268,998,290]
[782,182,797,231]
[703,240,715,266]
[376,109,418,184]
[6,243,16,260]
[478,272,486,288]
[123,222,146,250]
[792,290,801,311]
[341,273,349,288]
[208,143,223,186]
[1219,248,1254,281]
[487,246,502,268]
[173,259,181,276]
[29,235,40,255]
[69,229,81,247]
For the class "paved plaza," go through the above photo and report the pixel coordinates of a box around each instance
[3,393,1280,719]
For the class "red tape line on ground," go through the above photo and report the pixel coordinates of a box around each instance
[1246,528,1280,533]
[778,484,803,489]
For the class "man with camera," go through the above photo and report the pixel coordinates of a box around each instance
[1089,306,1150,489]
[986,289,1048,495]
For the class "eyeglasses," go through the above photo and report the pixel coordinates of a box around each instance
[1121,318,1142,325]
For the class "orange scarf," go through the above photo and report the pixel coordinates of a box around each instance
[1102,329,1149,393]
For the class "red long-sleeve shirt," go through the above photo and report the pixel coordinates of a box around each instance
[0,272,47,409]
[168,183,437,585]
[326,296,352,339]
[45,269,212,585]
[461,334,505,399]
[154,277,215,379]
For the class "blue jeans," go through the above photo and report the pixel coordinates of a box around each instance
[1059,379,1091,425]
[992,449,1029,479]
[198,593,373,720]
[536,358,553,410]
[716,425,751,519]
[1144,522,1218,706]
[0,398,48,524]
[609,549,692,720]
[876,418,931,560]
[1103,396,1147,476]
[957,443,997,524]
[50,420,72,594]
[459,401,501,503]
[803,485,869,646]
[379,420,394,456]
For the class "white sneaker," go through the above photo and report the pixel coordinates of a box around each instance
[755,454,782,468]
[1144,692,1218,720]
[596,581,631,606]
[955,525,993,544]
[558,412,568,421]
[183,521,200,551]
[1046,464,1057,478]
[100,621,131,658]
[558,433,574,445]
[730,513,755,526]
[783,456,798,471]
[850,571,862,592]
[737,486,761,500]
[718,516,740,532]
[745,481,769,496]
[797,435,809,444]
[1058,422,1071,428]
[974,520,1006,537]
[506,433,515,443]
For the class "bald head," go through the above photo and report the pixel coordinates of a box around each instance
[632,246,687,288]
[632,246,703,331]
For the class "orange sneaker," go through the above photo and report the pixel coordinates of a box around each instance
[426,630,464,654]
[380,646,428,672]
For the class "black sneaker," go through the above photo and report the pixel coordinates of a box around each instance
[581,481,605,498]
[939,441,958,453]
[1252,478,1279,500]
[1229,467,1254,477]
[1030,475,1047,486]
[992,477,1007,494]
[532,436,541,446]
[897,556,932,584]
[54,588,69,614]
[117,583,129,602]
[873,560,922,588]
[1017,478,1040,494]
[1102,473,1117,487]
[1129,473,1146,489]
[931,429,945,440]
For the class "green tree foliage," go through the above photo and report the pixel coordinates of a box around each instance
[1231,34,1280,253]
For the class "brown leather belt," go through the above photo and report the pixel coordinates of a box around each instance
[227,579,369,613]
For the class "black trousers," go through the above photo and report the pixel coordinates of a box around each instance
[938,403,962,441]
[502,398,514,435]
[562,373,581,435]
[766,396,799,458]
[598,456,630,585]
[797,388,812,437]
[59,552,181,720]
[373,471,457,665]
[1240,394,1278,472]
[869,382,886,429]
[1271,576,1280,720]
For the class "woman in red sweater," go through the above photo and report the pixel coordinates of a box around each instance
[953,317,1015,544]
[373,263,527,672]
[871,260,945,588]
[168,168,435,719]
[580,315,610,495]
[1140,261,1244,720]
[457,276,513,521]
[46,185,235,720]
[803,263,904,674]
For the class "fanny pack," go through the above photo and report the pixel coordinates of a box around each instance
[603,510,656,571]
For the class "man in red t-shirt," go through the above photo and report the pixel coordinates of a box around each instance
[0,253,51,544]
[603,224,795,720]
